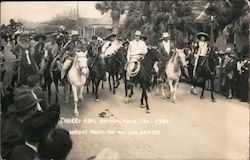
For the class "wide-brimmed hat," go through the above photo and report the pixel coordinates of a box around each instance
[122,40,129,46]
[104,33,117,40]
[135,30,141,36]
[71,30,79,36]
[97,37,103,42]
[21,112,54,142]
[160,32,170,40]
[34,34,47,41]
[196,32,210,41]
[8,85,42,114]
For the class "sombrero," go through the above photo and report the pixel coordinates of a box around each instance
[196,32,210,41]
[104,33,117,41]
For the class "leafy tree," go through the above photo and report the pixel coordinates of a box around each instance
[122,1,193,44]
[95,1,128,34]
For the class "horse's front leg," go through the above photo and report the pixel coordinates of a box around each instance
[92,80,95,96]
[125,81,129,103]
[140,88,145,108]
[115,74,120,88]
[108,74,112,91]
[47,81,52,104]
[64,80,70,104]
[167,79,173,100]
[200,79,206,99]
[161,82,166,99]
[210,78,216,102]
[112,75,116,94]
[71,85,79,116]
[172,80,179,103]
[95,79,100,102]
[54,78,59,103]
[79,85,84,101]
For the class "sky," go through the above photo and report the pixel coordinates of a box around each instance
[0,1,104,25]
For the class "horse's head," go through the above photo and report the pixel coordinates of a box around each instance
[176,48,188,68]
[145,47,160,63]
[74,55,88,76]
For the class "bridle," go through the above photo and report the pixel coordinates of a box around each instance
[74,56,88,76]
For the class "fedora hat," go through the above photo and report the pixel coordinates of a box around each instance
[71,30,79,36]
[196,32,210,41]
[104,33,117,40]
[8,86,42,114]
[122,40,129,46]
[135,30,141,36]
[34,34,47,41]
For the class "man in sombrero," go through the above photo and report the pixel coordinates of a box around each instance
[101,33,122,71]
[193,32,210,78]
[60,30,82,79]
[33,34,47,67]
[11,31,40,86]
[126,30,148,81]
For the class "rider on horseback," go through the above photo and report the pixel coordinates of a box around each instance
[157,32,175,80]
[193,32,210,78]
[60,30,82,79]
[101,33,122,71]
[126,30,148,81]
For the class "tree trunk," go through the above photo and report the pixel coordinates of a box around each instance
[111,10,120,34]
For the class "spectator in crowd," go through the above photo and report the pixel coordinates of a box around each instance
[37,128,73,160]
[27,74,48,111]
[1,88,42,159]
[9,112,54,160]
[237,47,249,102]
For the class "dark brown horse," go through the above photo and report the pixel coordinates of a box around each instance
[125,48,160,113]
[107,48,126,94]
[191,49,219,102]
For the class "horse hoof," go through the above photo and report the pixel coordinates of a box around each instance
[212,99,216,102]
[96,99,100,102]
[200,96,204,99]
[172,100,176,103]
[162,96,167,99]
[167,96,171,99]
[146,109,151,114]
[140,104,145,108]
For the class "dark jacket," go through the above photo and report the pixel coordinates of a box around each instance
[1,115,25,159]
[9,144,37,160]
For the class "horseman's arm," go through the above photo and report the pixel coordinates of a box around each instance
[143,42,148,54]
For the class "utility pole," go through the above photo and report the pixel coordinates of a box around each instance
[77,1,80,34]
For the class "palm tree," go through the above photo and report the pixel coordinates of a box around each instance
[122,1,193,43]
[95,1,128,34]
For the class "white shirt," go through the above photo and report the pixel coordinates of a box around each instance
[127,39,148,61]
[197,41,209,56]
[162,40,170,54]
[102,40,122,56]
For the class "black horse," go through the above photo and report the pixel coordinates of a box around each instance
[40,54,61,104]
[107,49,126,94]
[87,53,105,101]
[191,49,219,102]
[125,48,160,113]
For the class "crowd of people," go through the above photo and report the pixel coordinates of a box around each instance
[0,19,249,159]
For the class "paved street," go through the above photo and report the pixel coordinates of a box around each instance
[3,45,249,160]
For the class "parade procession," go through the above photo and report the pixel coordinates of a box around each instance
[0,1,249,160]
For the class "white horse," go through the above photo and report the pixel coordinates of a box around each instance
[165,48,188,103]
[67,54,89,116]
